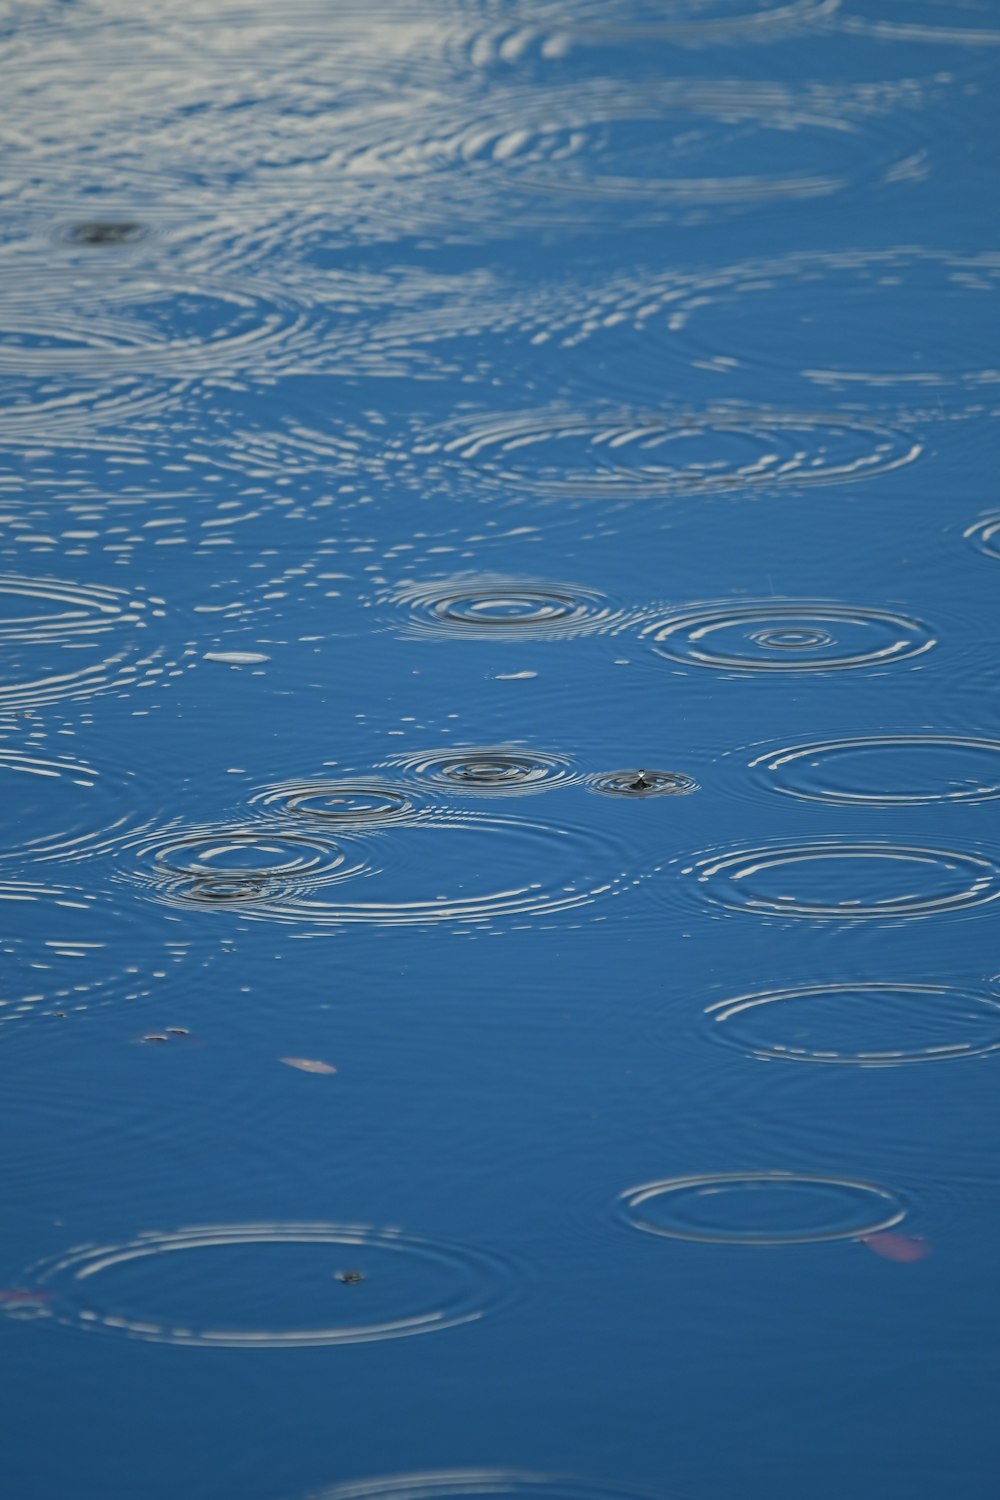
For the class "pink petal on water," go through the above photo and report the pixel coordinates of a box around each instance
[279,1056,337,1075]
[860,1231,932,1263]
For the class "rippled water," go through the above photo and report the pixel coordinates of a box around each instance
[2,4,999,1500]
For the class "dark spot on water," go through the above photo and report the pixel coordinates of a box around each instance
[67,220,146,246]
[335,1269,365,1285]
[590,768,699,797]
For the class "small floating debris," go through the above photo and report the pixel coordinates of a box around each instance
[334,1269,365,1285]
[279,1057,337,1075]
[204,651,271,666]
[66,220,146,245]
[860,1231,932,1263]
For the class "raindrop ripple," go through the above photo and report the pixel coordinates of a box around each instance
[14,1223,517,1348]
[619,1172,906,1245]
[748,735,1000,805]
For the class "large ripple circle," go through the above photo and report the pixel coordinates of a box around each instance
[639,599,934,672]
[749,735,1000,805]
[706,982,1000,1066]
[680,839,1000,920]
[431,409,921,498]
[133,813,635,929]
[15,1223,517,1348]
[619,1172,906,1244]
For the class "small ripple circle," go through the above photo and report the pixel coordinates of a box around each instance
[639,599,934,673]
[706,982,1000,1066]
[383,747,576,796]
[964,516,1000,561]
[588,769,699,798]
[383,576,630,640]
[619,1172,906,1245]
[250,779,419,826]
[12,1223,518,1348]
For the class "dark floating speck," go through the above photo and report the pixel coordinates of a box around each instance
[66,220,147,246]
[335,1269,365,1285]
[589,768,699,797]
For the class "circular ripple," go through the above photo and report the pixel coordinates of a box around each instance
[0,266,310,377]
[383,576,627,640]
[0,880,192,1028]
[0,746,150,862]
[706,982,1000,1066]
[250,779,419,826]
[295,1472,667,1500]
[383,747,576,796]
[680,839,1000,920]
[964,515,1000,561]
[136,812,634,928]
[619,1172,906,1244]
[588,769,699,797]
[639,599,933,673]
[128,824,369,909]
[333,73,920,220]
[430,409,921,498]
[839,1,1000,45]
[662,250,1000,400]
[0,373,186,445]
[0,572,166,711]
[749,735,1000,805]
[14,1223,516,1348]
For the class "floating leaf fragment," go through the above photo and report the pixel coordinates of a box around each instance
[280,1056,337,1074]
[860,1231,932,1263]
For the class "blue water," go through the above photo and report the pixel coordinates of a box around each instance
[2,3,1000,1498]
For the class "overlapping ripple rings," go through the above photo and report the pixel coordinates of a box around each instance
[294,1472,666,1500]
[619,1172,906,1244]
[129,824,369,909]
[678,839,1000,921]
[134,812,634,928]
[638,599,934,673]
[250,779,421,826]
[318,76,926,226]
[383,576,630,640]
[382,747,577,796]
[0,573,166,710]
[0,266,312,377]
[428,408,921,498]
[748,735,1000,805]
[706,982,1000,1066]
[14,1223,517,1348]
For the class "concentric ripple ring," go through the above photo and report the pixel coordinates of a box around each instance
[14,1223,517,1348]
[640,600,933,672]
[383,747,576,796]
[250,779,420,826]
[706,982,1000,1066]
[383,576,628,640]
[749,735,1000,805]
[681,840,1000,920]
[619,1172,906,1244]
